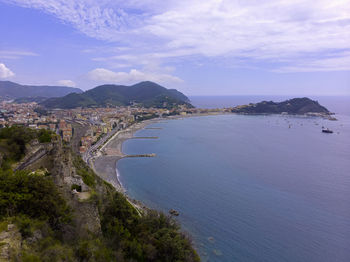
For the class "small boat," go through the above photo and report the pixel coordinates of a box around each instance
[322,128,333,134]
[169,209,179,216]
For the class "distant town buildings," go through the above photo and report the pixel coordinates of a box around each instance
[0,100,230,154]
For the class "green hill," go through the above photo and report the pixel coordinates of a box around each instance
[232,97,330,115]
[0,81,82,101]
[41,81,192,109]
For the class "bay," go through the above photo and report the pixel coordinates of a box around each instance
[117,97,350,262]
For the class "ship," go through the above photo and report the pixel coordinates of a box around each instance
[322,128,333,134]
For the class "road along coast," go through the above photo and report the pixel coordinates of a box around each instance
[91,119,161,213]
[92,119,159,190]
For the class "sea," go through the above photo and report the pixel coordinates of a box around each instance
[117,96,350,262]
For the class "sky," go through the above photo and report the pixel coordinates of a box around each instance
[0,0,349,95]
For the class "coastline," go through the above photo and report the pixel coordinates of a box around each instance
[90,111,334,200]
[92,118,159,192]
[92,113,226,193]
[92,118,163,213]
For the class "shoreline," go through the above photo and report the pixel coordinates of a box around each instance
[92,113,226,193]
[91,111,328,191]
[93,118,160,190]
[91,111,334,195]
[92,118,162,213]
[91,111,333,212]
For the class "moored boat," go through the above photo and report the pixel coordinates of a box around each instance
[322,128,333,133]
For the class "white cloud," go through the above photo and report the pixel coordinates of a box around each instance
[0,50,38,59]
[275,51,350,72]
[0,63,15,78]
[57,79,76,87]
[87,68,183,85]
[6,0,350,72]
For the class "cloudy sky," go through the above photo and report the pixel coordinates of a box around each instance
[0,0,349,95]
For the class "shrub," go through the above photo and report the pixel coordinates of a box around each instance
[73,156,96,188]
[0,126,36,166]
[15,215,34,238]
[22,253,41,262]
[101,192,200,261]
[0,170,71,229]
[38,129,52,143]
[0,126,53,169]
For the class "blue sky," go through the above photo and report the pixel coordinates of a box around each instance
[0,0,349,95]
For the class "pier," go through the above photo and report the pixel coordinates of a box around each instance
[124,153,156,158]
[102,148,156,158]
[130,136,158,139]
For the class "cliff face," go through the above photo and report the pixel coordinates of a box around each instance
[0,137,114,259]
[18,139,113,240]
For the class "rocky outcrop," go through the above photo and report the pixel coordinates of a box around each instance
[14,141,53,171]
[16,138,105,240]
[0,224,22,261]
[232,97,331,116]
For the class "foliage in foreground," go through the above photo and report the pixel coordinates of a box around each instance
[0,126,53,170]
[102,192,200,262]
[0,168,199,262]
[0,170,71,230]
[0,169,199,261]
[0,125,199,261]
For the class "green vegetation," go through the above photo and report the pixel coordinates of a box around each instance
[102,192,200,262]
[0,169,199,261]
[232,97,330,115]
[0,126,36,169]
[0,170,71,228]
[0,126,199,261]
[38,129,53,143]
[41,81,193,109]
[135,113,158,122]
[0,126,53,170]
[73,155,96,188]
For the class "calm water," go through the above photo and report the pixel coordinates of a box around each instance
[117,97,350,262]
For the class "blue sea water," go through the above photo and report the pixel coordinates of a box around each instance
[117,96,350,262]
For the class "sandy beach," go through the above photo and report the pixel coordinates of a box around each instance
[92,119,160,192]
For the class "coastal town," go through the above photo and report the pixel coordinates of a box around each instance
[0,97,335,158]
[0,100,229,156]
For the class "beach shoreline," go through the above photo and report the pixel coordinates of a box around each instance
[92,112,226,194]
[92,118,159,191]
[91,111,333,199]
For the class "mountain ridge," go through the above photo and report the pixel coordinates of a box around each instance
[41,81,192,109]
[0,80,83,100]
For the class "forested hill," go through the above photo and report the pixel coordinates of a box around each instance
[0,81,82,100]
[41,81,192,109]
[232,97,330,115]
